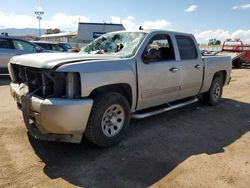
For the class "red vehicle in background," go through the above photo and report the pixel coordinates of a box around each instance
[216,39,250,68]
[236,44,250,63]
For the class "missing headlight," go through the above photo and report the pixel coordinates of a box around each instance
[66,72,81,98]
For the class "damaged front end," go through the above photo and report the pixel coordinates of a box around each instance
[10,64,81,99]
[9,63,93,143]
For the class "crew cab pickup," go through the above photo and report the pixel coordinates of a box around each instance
[8,30,232,147]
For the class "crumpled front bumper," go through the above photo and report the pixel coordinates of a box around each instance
[10,82,93,143]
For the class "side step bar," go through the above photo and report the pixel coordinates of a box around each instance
[132,98,198,119]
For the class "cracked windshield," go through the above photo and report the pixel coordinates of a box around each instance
[81,32,146,58]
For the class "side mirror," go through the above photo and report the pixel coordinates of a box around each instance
[142,48,161,63]
[34,46,43,53]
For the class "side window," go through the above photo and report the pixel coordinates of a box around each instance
[0,38,12,49]
[12,40,34,52]
[176,35,198,60]
[38,43,50,50]
[142,34,175,63]
[52,44,65,52]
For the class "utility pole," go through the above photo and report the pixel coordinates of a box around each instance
[34,11,44,36]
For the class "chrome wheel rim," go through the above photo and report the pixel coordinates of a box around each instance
[101,104,125,137]
[213,83,221,101]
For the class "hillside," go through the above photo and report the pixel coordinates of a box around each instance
[0,28,46,36]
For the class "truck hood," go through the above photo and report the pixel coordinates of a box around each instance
[10,52,121,69]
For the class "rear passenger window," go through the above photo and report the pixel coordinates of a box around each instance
[176,35,198,60]
[0,38,12,49]
[12,40,34,52]
[52,44,65,52]
[38,43,51,50]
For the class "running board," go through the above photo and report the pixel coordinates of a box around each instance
[132,98,198,119]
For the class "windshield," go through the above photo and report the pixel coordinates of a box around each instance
[80,32,147,58]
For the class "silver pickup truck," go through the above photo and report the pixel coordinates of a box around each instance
[8,30,232,147]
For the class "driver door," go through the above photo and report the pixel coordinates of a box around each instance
[137,34,180,110]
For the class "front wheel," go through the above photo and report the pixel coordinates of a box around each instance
[85,92,131,147]
[203,77,223,106]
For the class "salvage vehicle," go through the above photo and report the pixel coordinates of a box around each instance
[235,44,250,64]
[8,30,232,147]
[216,39,247,68]
[0,35,45,73]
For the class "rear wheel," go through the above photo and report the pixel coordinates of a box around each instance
[203,77,223,106]
[85,92,131,147]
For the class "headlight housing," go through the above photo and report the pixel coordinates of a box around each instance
[10,64,81,99]
[66,72,81,98]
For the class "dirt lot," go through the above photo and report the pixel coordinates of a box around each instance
[0,66,250,188]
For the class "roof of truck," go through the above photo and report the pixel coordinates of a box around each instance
[107,29,194,37]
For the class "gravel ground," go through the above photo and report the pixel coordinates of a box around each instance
[0,66,250,188]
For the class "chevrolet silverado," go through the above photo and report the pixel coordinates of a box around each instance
[8,30,232,147]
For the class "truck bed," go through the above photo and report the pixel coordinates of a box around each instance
[200,55,232,93]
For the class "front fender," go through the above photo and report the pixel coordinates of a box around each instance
[56,59,137,111]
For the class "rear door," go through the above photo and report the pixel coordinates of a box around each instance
[175,35,203,98]
[137,33,180,110]
[0,38,16,68]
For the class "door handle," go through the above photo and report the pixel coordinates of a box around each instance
[194,64,201,69]
[169,67,179,72]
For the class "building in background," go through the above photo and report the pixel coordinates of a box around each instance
[40,31,77,44]
[77,22,125,47]
[39,22,125,48]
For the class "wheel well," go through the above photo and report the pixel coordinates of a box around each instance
[89,84,133,107]
[213,70,227,85]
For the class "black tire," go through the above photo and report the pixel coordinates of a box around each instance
[203,77,223,106]
[233,59,242,68]
[85,92,131,147]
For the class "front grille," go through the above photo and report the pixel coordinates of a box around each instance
[12,64,66,98]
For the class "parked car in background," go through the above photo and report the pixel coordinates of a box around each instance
[0,35,45,72]
[33,41,80,52]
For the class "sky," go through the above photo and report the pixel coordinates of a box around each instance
[0,0,250,43]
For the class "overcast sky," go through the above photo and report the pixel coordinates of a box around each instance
[0,0,250,43]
